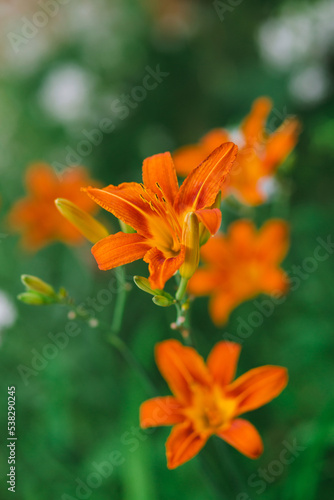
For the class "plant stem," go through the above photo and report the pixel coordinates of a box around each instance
[173,300,194,346]
[175,276,188,301]
[110,266,128,335]
[62,267,156,397]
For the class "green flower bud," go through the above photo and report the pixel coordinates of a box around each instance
[133,276,174,300]
[18,292,54,305]
[21,275,55,297]
[152,295,174,307]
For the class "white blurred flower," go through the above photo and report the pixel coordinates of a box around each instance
[257,0,334,70]
[258,14,313,70]
[229,127,245,148]
[0,291,17,340]
[289,65,330,105]
[38,64,95,122]
[258,176,278,199]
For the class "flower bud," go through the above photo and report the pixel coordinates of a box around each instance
[134,276,174,301]
[152,295,174,307]
[55,198,109,244]
[133,276,157,295]
[18,292,54,305]
[180,212,200,280]
[21,275,55,297]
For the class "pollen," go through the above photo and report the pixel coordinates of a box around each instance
[184,384,236,436]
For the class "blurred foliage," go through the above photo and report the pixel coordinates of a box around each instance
[0,0,334,499]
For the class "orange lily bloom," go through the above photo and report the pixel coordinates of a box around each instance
[140,339,288,469]
[173,97,300,205]
[188,219,289,325]
[84,143,237,290]
[9,163,98,250]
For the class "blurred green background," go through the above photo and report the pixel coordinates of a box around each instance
[1,0,334,499]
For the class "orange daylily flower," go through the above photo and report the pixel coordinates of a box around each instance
[84,143,238,290]
[140,340,288,469]
[173,97,300,205]
[8,163,98,250]
[188,219,289,325]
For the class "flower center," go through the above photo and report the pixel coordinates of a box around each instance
[139,183,182,256]
[183,384,236,437]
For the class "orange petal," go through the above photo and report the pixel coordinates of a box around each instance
[175,142,238,215]
[188,269,220,296]
[207,342,241,386]
[218,419,263,459]
[26,163,57,197]
[200,233,229,266]
[173,145,207,177]
[144,246,185,290]
[229,149,268,206]
[201,128,230,152]
[142,152,179,205]
[260,269,289,295]
[173,129,230,178]
[91,232,150,270]
[264,118,300,171]
[209,291,239,326]
[140,397,184,428]
[227,366,288,416]
[241,97,272,146]
[229,219,256,253]
[195,208,222,236]
[257,219,289,264]
[155,340,210,404]
[166,422,207,469]
[84,183,153,238]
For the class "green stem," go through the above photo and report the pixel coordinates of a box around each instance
[61,267,155,396]
[175,276,188,301]
[110,266,128,335]
[174,301,194,346]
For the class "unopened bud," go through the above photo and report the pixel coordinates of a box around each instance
[21,275,55,297]
[134,276,173,300]
[55,198,109,244]
[18,292,54,305]
[180,212,200,280]
[133,276,157,295]
[152,295,174,307]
